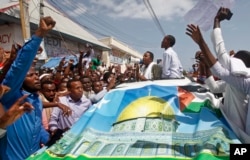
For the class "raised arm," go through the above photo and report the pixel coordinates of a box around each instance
[186,24,250,95]
[78,51,85,77]
[186,24,217,68]
[2,17,56,103]
[63,59,74,77]
[0,95,33,129]
[211,7,233,69]
[54,57,66,84]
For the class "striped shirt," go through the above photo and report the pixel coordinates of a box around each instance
[49,95,92,131]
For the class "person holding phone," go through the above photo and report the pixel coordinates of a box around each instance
[186,22,250,143]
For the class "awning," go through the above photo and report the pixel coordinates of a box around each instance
[0,2,19,13]
[41,56,78,68]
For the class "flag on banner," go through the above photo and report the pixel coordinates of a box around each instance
[28,80,240,160]
[184,0,235,31]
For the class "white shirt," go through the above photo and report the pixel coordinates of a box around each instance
[211,28,250,143]
[82,48,95,69]
[212,28,250,76]
[89,89,108,103]
[211,28,231,69]
[161,47,183,79]
[211,62,250,143]
[205,76,226,95]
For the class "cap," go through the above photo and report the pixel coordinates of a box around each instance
[39,73,51,80]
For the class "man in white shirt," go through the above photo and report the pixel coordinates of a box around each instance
[186,23,250,143]
[161,35,183,79]
[138,51,156,81]
[82,44,95,69]
[89,76,116,103]
[209,7,249,143]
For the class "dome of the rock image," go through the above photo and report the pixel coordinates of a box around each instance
[116,96,175,123]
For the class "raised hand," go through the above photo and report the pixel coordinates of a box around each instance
[186,24,217,67]
[0,94,34,128]
[59,57,66,67]
[186,24,204,45]
[57,103,72,117]
[215,7,232,22]
[69,59,74,64]
[35,16,56,37]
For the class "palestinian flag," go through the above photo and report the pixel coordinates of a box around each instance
[28,80,239,160]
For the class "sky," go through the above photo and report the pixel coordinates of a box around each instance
[5,0,250,71]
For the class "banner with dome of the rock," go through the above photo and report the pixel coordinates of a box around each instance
[28,83,240,160]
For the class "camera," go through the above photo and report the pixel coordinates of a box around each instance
[218,7,233,20]
[226,10,233,20]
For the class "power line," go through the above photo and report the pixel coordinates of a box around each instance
[47,0,110,37]
[144,0,165,36]
[67,1,155,47]
[46,0,155,49]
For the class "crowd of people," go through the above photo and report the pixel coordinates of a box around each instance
[0,14,183,159]
[0,6,249,160]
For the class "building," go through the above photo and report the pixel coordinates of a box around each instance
[100,37,142,73]
[0,1,143,70]
[0,0,110,67]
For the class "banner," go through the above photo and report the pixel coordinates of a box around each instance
[28,81,240,160]
[184,0,235,31]
[0,24,23,51]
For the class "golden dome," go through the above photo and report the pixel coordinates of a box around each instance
[116,96,175,123]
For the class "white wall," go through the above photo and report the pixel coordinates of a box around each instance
[0,24,23,51]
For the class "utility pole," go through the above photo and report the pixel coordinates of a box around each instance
[40,0,44,18]
[19,0,30,40]
[37,0,48,61]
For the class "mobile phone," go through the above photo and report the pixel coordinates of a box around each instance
[218,7,233,20]
[226,10,233,20]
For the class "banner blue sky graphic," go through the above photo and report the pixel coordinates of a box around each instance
[28,82,240,159]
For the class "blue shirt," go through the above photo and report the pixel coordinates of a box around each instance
[0,35,49,160]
